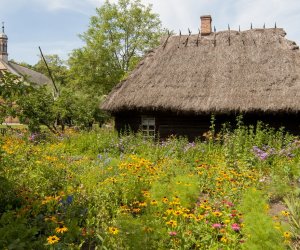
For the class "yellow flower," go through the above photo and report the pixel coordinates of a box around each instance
[47,235,60,244]
[281,211,290,216]
[108,227,119,235]
[264,204,270,211]
[165,208,174,215]
[150,200,158,206]
[212,211,223,217]
[132,208,141,213]
[220,237,228,243]
[184,213,195,219]
[142,190,150,197]
[166,220,177,227]
[195,215,204,221]
[42,196,54,205]
[138,202,147,207]
[283,231,292,239]
[173,210,183,216]
[162,197,169,203]
[55,225,68,234]
[181,208,190,213]
[44,216,57,223]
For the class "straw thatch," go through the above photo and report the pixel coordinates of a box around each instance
[102,28,300,114]
[0,60,50,86]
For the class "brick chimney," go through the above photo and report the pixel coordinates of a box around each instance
[200,15,212,35]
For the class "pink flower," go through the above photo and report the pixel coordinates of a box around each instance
[212,223,222,229]
[169,231,177,236]
[231,223,240,231]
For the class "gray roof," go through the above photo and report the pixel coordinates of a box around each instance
[1,60,50,86]
[102,28,300,114]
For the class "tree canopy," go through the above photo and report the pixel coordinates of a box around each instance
[69,0,163,95]
[34,54,69,87]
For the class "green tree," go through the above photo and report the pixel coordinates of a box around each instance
[55,88,109,130]
[0,71,33,123]
[34,54,69,87]
[69,0,163,95]
[17,86,57,133]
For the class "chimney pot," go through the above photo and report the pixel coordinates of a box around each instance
[200,15,212,35]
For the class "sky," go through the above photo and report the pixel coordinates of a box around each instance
[1,0,300,65]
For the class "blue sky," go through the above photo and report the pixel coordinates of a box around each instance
[1,0,300,65]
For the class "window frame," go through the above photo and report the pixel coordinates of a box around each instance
[141,116,156,138]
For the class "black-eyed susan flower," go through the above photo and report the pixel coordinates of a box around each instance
[212,211,223,217]
[138,201,147,207]
[150,200,158,206]
[165,208,174,215]
[195,215,204,221]
[166,220,177,227]
[47,235,60,244]
[184,213,195,219]
[162,197,169,203]
[220,236,228,243]
[283,231,292,239]
[142,190,150,198]
[55,225,68,234]
[132,208,141,213]
[281,210,290,216]
[108,227,119,235]
[42,196,54,205]
[173,210,183,216]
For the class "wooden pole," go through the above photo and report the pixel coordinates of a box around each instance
[38,46,59,97]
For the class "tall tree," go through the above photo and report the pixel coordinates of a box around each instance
[34,54,69,87]
[69,0,163,95]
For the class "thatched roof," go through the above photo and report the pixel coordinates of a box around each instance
[102,28,300,114]
[0,60,50,86]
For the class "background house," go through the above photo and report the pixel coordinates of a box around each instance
[102,15,300,140]
[0,23,50,124]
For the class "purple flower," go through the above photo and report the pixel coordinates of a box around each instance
[252,146,272,160]
[184,142,196,152]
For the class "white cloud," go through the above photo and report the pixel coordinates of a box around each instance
[141,0,300,41]
[3,0,300,64]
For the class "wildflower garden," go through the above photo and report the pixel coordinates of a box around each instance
[1,122,300,249]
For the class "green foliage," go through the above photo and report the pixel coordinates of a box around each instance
[55,88,110,129]
[0,125,299,248]
[151,174,200,208]
[69,0,163,95]
[284,194,300,239]
[0,71,33,123]
[12,84,109,133]
[17,86,57,133]
[0,212,40,249]
[239,189,285,250]
[33,54,69,87]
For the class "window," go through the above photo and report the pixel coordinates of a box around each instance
[141,116,155,138]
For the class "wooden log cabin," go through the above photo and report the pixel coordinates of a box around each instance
[102,15,300,140]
